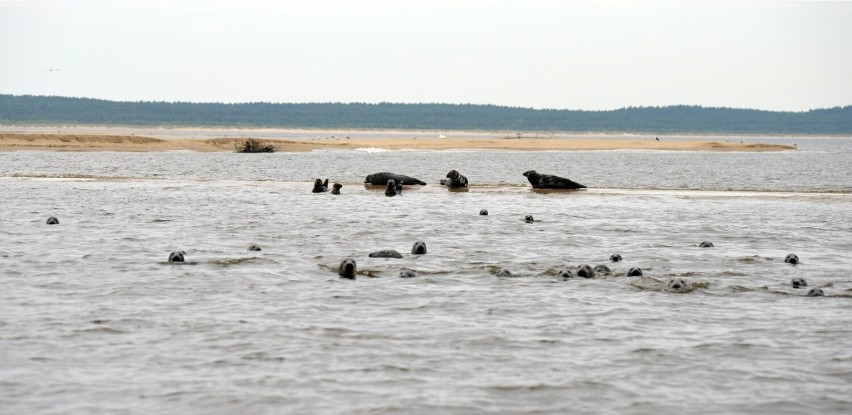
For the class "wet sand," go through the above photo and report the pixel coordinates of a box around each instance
[0,133,797,152]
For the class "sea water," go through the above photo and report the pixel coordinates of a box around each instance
[0,137,850,414]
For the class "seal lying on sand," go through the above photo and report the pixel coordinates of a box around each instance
[523,170,586,189]
[46,216,59,225]
[338,258,357,279]
[791,277,808,289]
[442,169,469,188]
[369,250,403,258]
[627,267,643,277]
[331,183,342,195]
[784,253,799,265]
[312,178,329,193]
[577,264,595,278]
[168,251,186,263]
[411,241,427,255]
[365,172,427,186]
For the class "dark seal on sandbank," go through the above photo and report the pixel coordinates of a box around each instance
[312,178,329,193]
[443,169,469,188]
[331,183,342,195]
[523,170,586,189]
[365,172,427,186]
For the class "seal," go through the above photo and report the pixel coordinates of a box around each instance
[399,270,417,279]
[667,278,688,292]
[331,183,342,195]
[338,258,357,279]
[312,178,329,193]
[168,251,186,263]
[791,277,808,289]
[610,254,622,262]
[479,209,488,216]
[784,253,799,265]
[594,264,612,275]
[444,169,469,188]
[247,244,262,252]
[365,172,427,186]
[524,215,534,223]
[369,250,403,258]
[411,241,427,255]
[699,241,714,248]
[557,268,574,279]
[523,170,586,189]
[496,268,514,278]
[385,179,398,197]
[46,216,59,225]
[627,267,643,277]
[577,264,595,278]
[806,287,825,297]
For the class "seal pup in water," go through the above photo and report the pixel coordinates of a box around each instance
[312,178,329,193]
[443,169,469,188]
[385,180,399,197]
[168,251,186,263]
[577,264,595,278]
[46,216,59,225]
[331,183,342,195]
[791,277,808,289]
[338,258,357,279]
[522,170,586,189]
[411,241,427,255]
[784,253,799,265]
[369,250,403,258]
[365,172,427,186]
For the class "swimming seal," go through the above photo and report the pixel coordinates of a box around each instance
[523,170,586,189]
[479,209,488,216]
[557,268,574,279]
[168,251,186,263]
[247,244,262,252]
[312,178,329,193]
[338,258,357,279]
[365,172,427,186]
[369,250,403,258]
[496,268,514,278]
[667,278,688,292]
[524,215,534,223]
[791,277,808,289]
[385,180,399,197]
[699,241,714,248]
[577,264,595,278]
[784,253,799,265]
[627,267,643,277]
[444,169,469,188]
[399,270,417,278]
[411,241,427,255]
[46,216,59,225]
[806,287,825,297]
[331,183,342,195]
[610,254,622,262]
[594,264,612,275]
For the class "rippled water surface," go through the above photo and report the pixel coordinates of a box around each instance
[1,137,851,414]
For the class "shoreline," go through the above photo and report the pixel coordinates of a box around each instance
[0,133,798,152]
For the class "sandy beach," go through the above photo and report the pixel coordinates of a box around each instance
[0,133,797,152]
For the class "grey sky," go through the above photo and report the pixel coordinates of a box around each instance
[1,0,850,111]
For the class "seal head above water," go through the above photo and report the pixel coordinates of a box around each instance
[667,278,688,292]
[168,251,186,263]
[557,268,574,279]
[791,277,808,289]
[610,254,622,262]
[46,216,59,225]
[594,264,612,275]
[331,183,342,195]
[523,170,586,189]
[411,241,427,255]
[479,209,488,216]
[338,258,357,279]
[312,178,329,193]
[806,287,825,297]
[699,241,714,248]
[784,253,799,265]
[627,267,643,277]
[399,270,417,278]
[365,172,427,186]
[385,180,398,197]
[577,264,595,278]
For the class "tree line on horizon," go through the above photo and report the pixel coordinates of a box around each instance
[1,94,850,134]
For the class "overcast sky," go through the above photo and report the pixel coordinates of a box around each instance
[1,0,850,111]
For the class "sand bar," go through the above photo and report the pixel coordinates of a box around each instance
[0,133,797,152]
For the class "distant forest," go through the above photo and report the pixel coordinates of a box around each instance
[1,94,851,134]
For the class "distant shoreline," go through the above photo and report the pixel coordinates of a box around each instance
[0,132,798,152]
